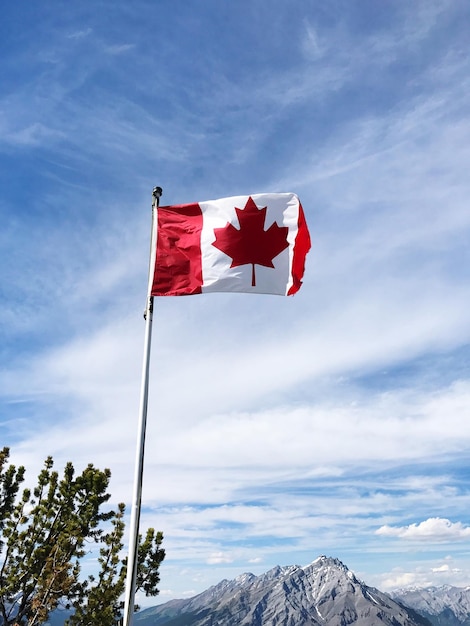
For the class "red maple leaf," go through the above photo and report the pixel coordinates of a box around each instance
[212,197,289,287]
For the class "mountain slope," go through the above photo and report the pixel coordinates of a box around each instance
[135,556,431,626]
[393,586,470,626]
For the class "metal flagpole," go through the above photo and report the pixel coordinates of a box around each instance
[122,186,162,626]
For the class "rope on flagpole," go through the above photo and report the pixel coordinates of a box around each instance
[122,186,162,626]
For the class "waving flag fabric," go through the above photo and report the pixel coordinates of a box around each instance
[151,193,310,296]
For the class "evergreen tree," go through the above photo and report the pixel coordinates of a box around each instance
[0,448,165,626]
[67,505,164,626]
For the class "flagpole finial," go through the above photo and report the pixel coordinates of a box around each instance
[152,186,163,208]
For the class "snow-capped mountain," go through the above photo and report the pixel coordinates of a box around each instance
[392,586,470,626]
[134,556,431,625]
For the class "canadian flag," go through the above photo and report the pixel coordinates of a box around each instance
[151,193,311,296]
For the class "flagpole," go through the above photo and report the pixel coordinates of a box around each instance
[122,186,162,626]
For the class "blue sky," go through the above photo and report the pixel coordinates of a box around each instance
[1,0,470,607]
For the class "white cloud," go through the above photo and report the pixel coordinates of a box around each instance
[206,552,233,565]
[67,28,92,40]
[105,43,135,55]
[4,122,65,147]
[376,518,470,542]
[370,556,468,592]
[432,564,451,573]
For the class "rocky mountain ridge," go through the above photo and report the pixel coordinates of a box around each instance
[134,556,431,625]
[392,585,470,625]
